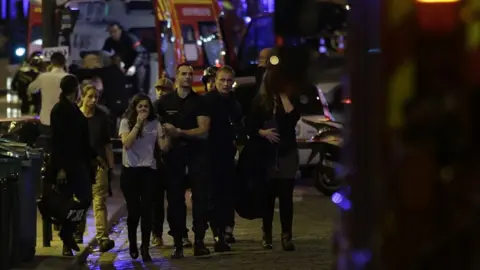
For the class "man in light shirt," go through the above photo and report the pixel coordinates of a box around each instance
[28,52,68,128]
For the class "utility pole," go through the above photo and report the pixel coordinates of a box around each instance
[333,0,382,268]
[41,0,56,48]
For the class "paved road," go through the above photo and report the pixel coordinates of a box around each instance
[84,187,337,270]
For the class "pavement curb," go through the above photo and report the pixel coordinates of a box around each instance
[68,202,127,269]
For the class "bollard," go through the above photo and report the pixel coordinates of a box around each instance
[36,135,53,248]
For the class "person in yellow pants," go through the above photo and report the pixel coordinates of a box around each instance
[75,84,115,252]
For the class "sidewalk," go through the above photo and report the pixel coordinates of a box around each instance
[12,170,126,270]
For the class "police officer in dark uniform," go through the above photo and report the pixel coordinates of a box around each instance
[204,65,242,251]
[11,51,44,114]
[155,63,211,259]
[201,66,218,92]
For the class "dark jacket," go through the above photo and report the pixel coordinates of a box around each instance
[204,90,243,152]
[12,65,40,97]
[50,96,97,173]
[246,95,300,158]
[102,32,149,69]
[235,95,299,220]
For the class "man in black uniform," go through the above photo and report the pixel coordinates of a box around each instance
[11,52,44,114]
[152,77,193,248]
[155,63,211,259]
[204,66,242,250]
[102,22,149,94]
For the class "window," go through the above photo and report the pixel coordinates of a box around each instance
[92,2,105,23]
[159,21,175,78]
[238,16,275,70]
[198,21,222,67]
[181,25,198,62]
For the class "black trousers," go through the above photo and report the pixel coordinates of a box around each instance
[262,178,295,235]
[164,145,209,243]
[59,163,93,238]
[152,165,189,238]
[120,167,155,244]
[209,146,236,236]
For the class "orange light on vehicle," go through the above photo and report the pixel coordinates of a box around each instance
[341,98,352,104]
[417,0,459,2]
[416,0,461,33]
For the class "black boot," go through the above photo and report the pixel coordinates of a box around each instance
[59,225,80,252]
[99,239,115,252]
[62,244,74,256]
[214,230,231,253]
[193,234,211,256]
[128,227,139,259]
[262,226,273,250]
[171,238,184,259]
[140,232,152,262]
[224,226,236,243]
[281,233,295,251]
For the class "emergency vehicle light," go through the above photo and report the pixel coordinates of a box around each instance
[417,0,459,2]
[15,47,26,57]
[416,0,461,32]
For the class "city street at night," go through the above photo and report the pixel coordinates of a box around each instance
[83,187,336,270]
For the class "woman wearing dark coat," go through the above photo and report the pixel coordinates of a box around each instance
[244,66,300,251]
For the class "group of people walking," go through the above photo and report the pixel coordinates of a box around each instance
[119,53,300,260]
[25,46,300,261]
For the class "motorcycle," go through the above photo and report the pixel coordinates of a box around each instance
[302,119,343,196]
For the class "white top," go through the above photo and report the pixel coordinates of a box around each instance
[28,67,68,126]
[118,118,164,169]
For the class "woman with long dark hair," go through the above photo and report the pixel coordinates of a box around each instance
[119,93,169,261]
[246,61,300,251]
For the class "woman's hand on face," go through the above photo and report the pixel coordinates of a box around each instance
[136,112,147,124]
[259,128,280,143]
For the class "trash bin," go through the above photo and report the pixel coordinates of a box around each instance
[0,150,22,270]
[0,139,44,263]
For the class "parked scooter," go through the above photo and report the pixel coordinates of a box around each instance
[302,118,343,196]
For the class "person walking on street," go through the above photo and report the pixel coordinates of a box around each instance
[12,52,44,114]
[152,77,193,248]
[28,52,68,131]
[246,57,299,251]
[204,66,242,250]
[74,84,116,252]
[151,77,172,247]
[155,63,211,259]
[50,75,104,256]
[119,94,170,261]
